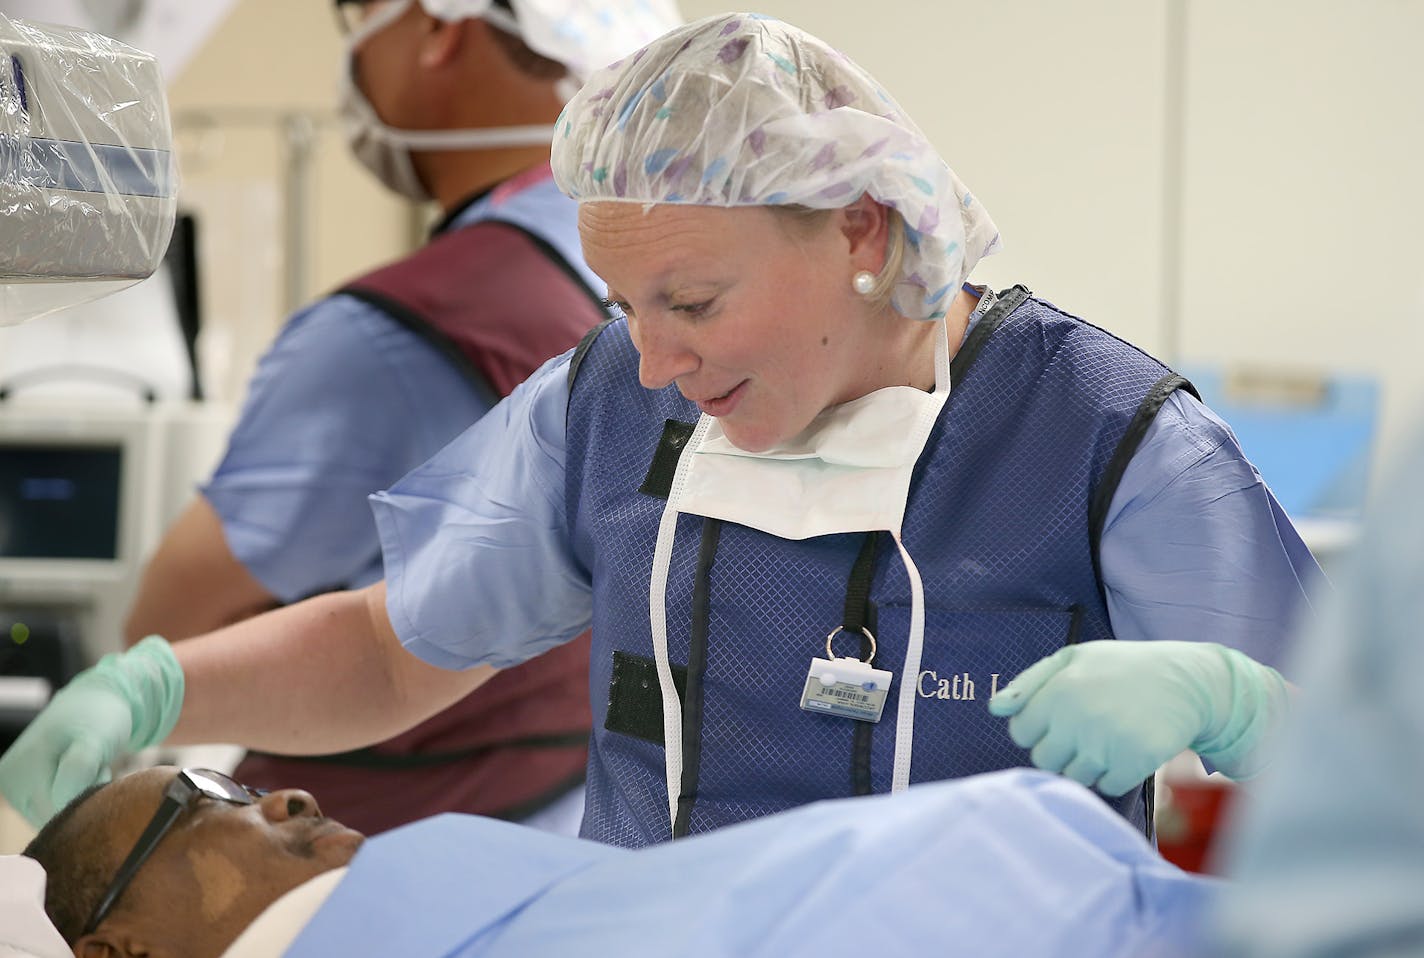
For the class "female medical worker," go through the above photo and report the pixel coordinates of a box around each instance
[0,13,1307,847]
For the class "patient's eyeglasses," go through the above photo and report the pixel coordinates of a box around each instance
[333,0,397,36]
[81,768,267,937]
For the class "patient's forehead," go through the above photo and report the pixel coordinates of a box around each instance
[103,767,176,814]
[80,767,180,849]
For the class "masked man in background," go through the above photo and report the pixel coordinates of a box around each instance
[120,0,678,835]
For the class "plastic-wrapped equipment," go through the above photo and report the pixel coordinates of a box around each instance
[0,14,176,326]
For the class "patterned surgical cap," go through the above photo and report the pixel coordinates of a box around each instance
[551,12,1002,320]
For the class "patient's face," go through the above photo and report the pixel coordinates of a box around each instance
[74,767,364,958]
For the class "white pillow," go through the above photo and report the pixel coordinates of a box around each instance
[0,855,71,958]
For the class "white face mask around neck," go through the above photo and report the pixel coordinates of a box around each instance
[644,316,955,831]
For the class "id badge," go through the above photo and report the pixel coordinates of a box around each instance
[800,655,893,723]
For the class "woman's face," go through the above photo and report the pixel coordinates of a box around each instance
[579,201,910,452]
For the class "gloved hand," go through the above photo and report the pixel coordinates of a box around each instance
[987,639,1290,796]
[0,635,184,828]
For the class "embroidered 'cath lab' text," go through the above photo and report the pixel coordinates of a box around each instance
[916,671,1004,701]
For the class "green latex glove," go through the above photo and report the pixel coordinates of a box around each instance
[0,635,184,828]
[987,639,1289,796]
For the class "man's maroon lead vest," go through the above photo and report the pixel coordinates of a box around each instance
[236,177,605,834]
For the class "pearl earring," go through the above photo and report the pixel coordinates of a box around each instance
[852,270,876,296]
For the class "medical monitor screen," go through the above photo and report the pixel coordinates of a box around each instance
[0,444,122,559]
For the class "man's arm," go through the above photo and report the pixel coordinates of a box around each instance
[124,497,278,645]
[148,295,491,642]
[168,581,495,754]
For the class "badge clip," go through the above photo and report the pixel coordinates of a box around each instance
[800,626,894,723]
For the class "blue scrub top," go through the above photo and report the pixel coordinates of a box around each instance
[372,304,1322,676]
[203,295,490,601]
[203,180,586,604]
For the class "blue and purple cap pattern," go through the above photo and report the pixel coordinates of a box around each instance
[551,12,1002,320]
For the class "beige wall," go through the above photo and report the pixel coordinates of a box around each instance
[1176,1,1424,460]
[175,0,1424,474]
[675,0,1424,476]
[0,800,33,853]
[166,0,420,403]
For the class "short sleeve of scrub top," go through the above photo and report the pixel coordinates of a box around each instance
[202,294,490,603]
[371,351,592,672]
[1098,388,1323,675]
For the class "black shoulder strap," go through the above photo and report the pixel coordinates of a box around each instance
[1088,372,1200,593]
[566,316,619,395]
[948,285,1032,389]
[338,286,501,411]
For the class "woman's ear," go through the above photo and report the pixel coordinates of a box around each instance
[840,194,892,271]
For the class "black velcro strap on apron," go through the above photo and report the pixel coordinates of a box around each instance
[604,650,688,745]
[639,419,697,499]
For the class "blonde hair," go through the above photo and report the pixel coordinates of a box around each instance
[770,204,908,312]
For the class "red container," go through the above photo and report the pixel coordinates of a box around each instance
[1155,778,1237,874]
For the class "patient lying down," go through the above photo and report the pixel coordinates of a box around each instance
[16,766,1214,958]
[20,767,361,958]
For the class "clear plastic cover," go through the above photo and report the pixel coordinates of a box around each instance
[0,13,177,326]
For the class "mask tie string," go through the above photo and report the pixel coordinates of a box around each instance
[649,414,715,831]
[889,316,952,792]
